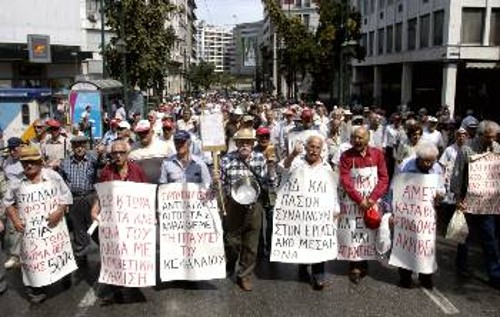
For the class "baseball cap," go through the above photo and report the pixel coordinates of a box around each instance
[428,116,438,123]
[256,126,271,136]
[173,130,191,142]
[301,108,313,120]
[117,121,131,130]
[162,120,174,130]
[70,135,90,143]
[7,137,23,148]
[134,119,151,133]
[46,119,61,129]
[457,127,467,134]
[242,115,254,122]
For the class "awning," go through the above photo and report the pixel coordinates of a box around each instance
[70,79,123,92]
[466,62,500,69]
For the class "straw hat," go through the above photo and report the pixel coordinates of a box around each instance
[233,128,256,140]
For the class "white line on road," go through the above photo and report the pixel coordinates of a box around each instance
[74,287,97,317]
[422,288,460,315]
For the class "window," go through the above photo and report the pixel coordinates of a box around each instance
[407,18,417,50]
[461,8,485,44]
[369,31,374,55]
[433,10,444,46]
[420,14,430,48]
[303,14,310,30]
[395,22,402,52]
[386,25,393,53]
[378,28,384,54]
[295,0,302,6]
[361,33,368,51]
[363,0,369,15]
[490,9,500,46]
[379,0,385,9]
[22,104,30,125]
[370,0,375,13]
[304,0,311,7]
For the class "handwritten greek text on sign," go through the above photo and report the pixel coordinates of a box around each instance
[337,167,378,261]
[270,166,339,263]
[465,152,500,214]
[19,182,77,287]
[95,181,157,287]
[158,183,226,281]
[389,173,440,274]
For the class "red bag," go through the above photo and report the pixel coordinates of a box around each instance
[364,204,381,230]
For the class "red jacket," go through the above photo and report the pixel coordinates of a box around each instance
[339,146,388,204]
[99,160,147,183]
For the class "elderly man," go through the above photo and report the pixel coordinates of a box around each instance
[339,126,389,284]
[219,128,276,291]
[176,108,198,134]
[29,119,48,147]
[60,136,105,260]
[394,143,444,289]
[91,140,147,305]
[2,137,24,269]
[159,130,211,186]
[41,119,71,167]
[129,120,174,161]
[452,120,500,288]
[4,146,72,303]
[282,135,334,290]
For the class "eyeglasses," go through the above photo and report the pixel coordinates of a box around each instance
[110,151,127,155]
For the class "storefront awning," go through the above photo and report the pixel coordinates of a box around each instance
[466,62,500,69]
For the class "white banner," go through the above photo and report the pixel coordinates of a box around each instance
[389,173,440,274]
[158,183,226,281]
[200,113,226,151]
[465,152,500,214]
[270,166,339,263]
[337,167,378,261]
[18,182,77,287]
[95,181,157,287]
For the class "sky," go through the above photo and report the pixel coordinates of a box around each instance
[196,0,264,26]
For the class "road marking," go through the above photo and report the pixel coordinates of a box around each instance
[74,287,97,317]
[422,288,460,315]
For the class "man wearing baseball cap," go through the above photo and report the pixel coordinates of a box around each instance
[129,120,173,161]
[41,119,70,168]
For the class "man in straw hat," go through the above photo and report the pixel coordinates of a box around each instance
[216,128,277,291]
[4,146,73,303]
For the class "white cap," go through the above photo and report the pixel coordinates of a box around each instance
[428,116,438,123]
[118,121,131,130]
[134,119,151,132]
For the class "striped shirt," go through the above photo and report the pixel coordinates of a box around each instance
[60,153,100,193]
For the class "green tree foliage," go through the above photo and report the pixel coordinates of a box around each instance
[217,72,236,90]
[186,60,216,90]
[104,0,177,95]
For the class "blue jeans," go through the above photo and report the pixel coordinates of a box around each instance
[456,214,500,283]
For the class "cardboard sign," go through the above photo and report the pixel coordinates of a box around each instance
[95,181,157,287]
[465,152,500,214]
[337,167,378,261]
[42,143,67,161]
[270,166,339,263]
[389,173,440,274]
[200,113,226,152]
[18,182,77,287]
[158,183,226,281]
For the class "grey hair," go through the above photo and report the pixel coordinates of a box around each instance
[477,120,500,136]
[415,142,439,159]
[111,139,131,153]
[306,135,324,147]
[350,125,370,137]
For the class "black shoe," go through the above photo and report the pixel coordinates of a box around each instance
[419,274,434,290]
[62,276,72,290]
[312,277,325,291]
[399,277,413,289]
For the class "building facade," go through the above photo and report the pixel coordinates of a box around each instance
[352,0,500,118]
[195,21,234,73]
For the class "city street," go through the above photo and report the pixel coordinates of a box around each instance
[1,237,499,317]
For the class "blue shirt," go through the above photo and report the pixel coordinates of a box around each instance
[398,156,443,174]
[159,154,211,186]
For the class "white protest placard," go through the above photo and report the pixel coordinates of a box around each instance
[18,182,77,287]
[200,113,226,151]
[337,167,378,261]
[95,181,157,287]
[389,173,440,274]
[270,166,339,263]
[465,152,500,214]
[158,183,226,281]
[43,143,66,161]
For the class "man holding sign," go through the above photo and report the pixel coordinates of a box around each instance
[4,146,74,303]
[452,120,500,289]
[389,143,444,289]
[278,135,340,290]
[338,126,388,284]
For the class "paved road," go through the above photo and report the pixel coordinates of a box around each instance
[1,237,500,317]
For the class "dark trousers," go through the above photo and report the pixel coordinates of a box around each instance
[0,230,7,293]
[385,147,395,181]
[456,214,500,283]
[68,192,95,255]
[398,267,432,282]
[224,198,263,279]
[299,262,325,281]
[259,205,274,256]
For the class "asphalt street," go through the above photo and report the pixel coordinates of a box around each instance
[1,237,500,317]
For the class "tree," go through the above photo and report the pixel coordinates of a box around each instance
[217,72,236,90]
[186,60,216,91]
[313,0,365,103]
[104,0,177,96]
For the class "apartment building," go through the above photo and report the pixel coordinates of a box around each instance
[195,21,233,73]
[352,0,500,118]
